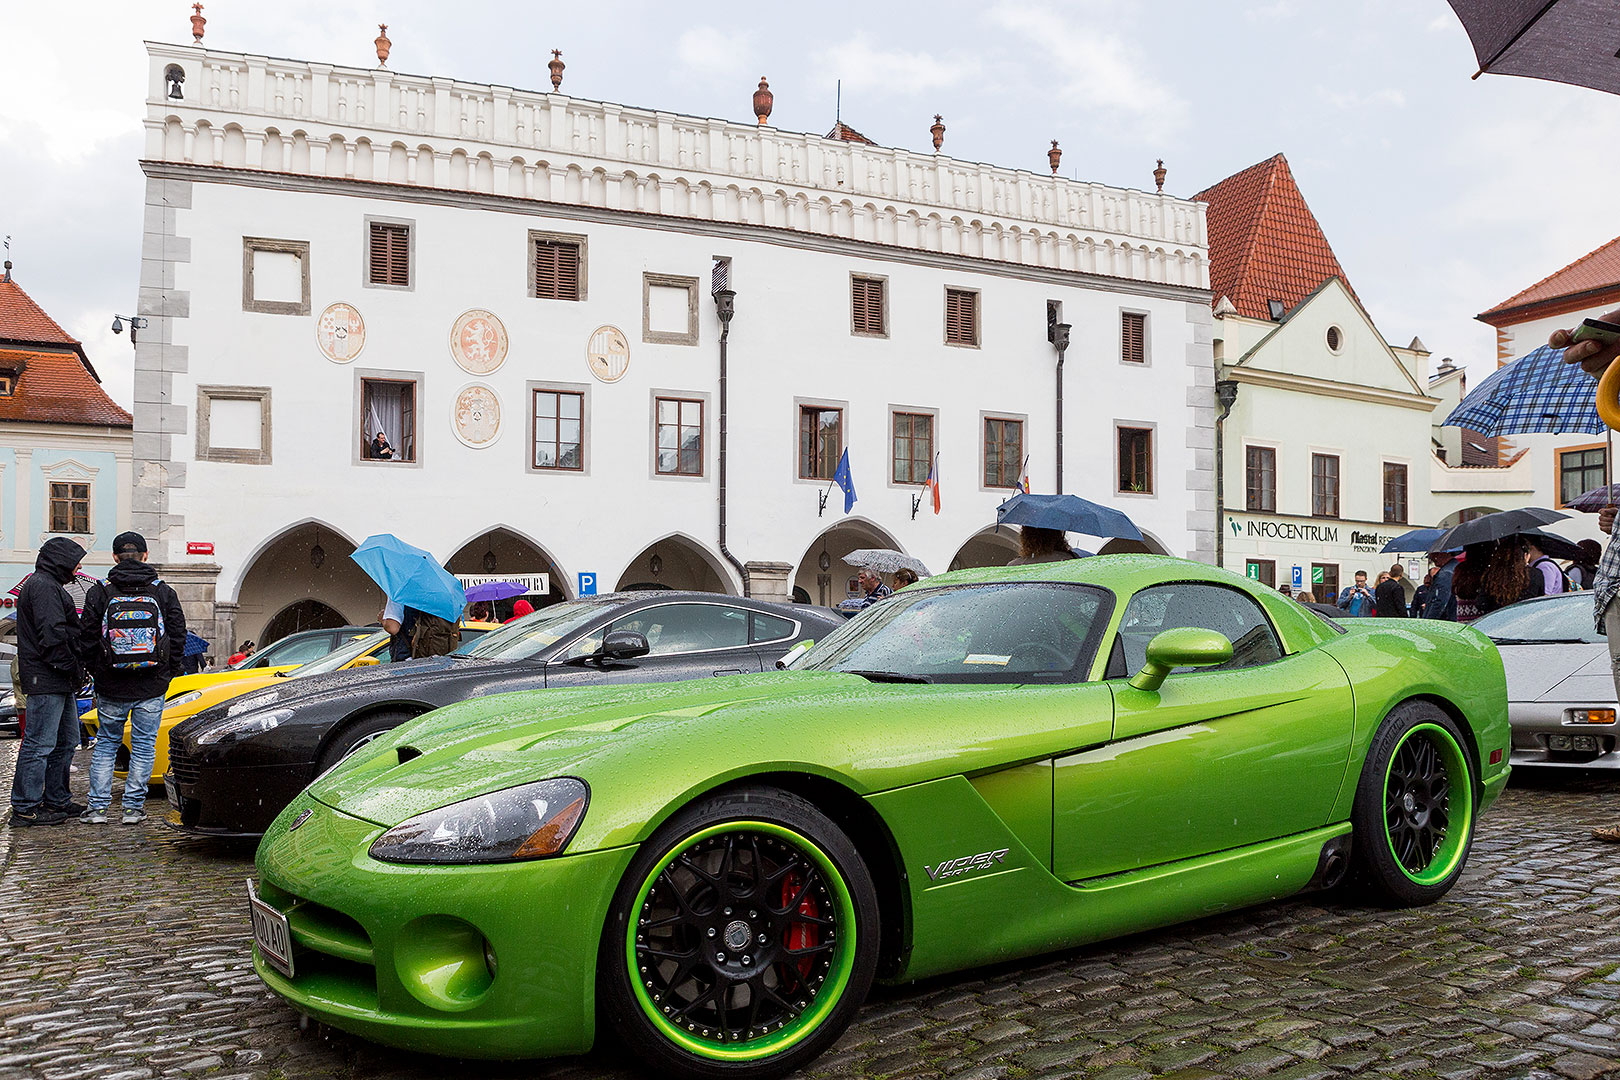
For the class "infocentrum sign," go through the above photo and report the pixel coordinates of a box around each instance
[1232,518,1339,543]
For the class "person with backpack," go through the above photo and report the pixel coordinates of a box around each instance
[76,532,185,825]
[9,536,87,826]
[1525,536,1568,596]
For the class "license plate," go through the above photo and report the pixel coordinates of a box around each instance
[164,774,181,813]
[247,879,295,979]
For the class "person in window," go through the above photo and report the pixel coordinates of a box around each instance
[1008,527,1080,565]
[367,429,395,461]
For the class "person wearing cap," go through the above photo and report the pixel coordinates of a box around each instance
[9,536,88,826]
[74,532,186,826]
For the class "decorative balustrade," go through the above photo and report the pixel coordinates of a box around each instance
[146,44,1208,288]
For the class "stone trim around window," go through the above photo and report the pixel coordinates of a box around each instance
[887,404,939,489]
[196,385,272,465]
[526,380,592,476]
[642,273,700,346]
[241,237,311,315]
[362,215,416,292]
[1114,419,1158,498]
[979,409,1028,493]
[647,388,712,482]
[528,229,588,301]
[793,395,850,486]
[352,367,425,468]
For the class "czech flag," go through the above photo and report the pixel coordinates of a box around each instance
[1013,456,1031,495]
[832,449,857,513]
[923,454,942,514]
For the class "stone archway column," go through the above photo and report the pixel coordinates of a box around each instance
[745,561,793,603]
[155,561,223,651]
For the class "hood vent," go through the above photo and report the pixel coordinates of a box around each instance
[397,746,422,765]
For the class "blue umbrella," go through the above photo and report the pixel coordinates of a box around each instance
[1381,527,1449,553]
[1442,345,1602,436]
[995,493,1144,542]
[464,580,531,603]
[182,630,210,657]
[350,534,466,623]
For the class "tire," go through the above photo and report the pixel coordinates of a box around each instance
[314,710,416,774]
[598,787,881,1080]
[1349,702,1477,907]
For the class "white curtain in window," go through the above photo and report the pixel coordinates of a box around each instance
[364,382,404,453]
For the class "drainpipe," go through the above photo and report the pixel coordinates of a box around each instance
[1052,322,1072,494]
[1214,378,1239,569]
[714,287,751,597]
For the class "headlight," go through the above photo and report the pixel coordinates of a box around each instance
[194,708,292,745]
[166,690,204,710]
[368,778,588,865]
[227,692,276,718]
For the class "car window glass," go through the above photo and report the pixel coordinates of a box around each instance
[800,583,1110,684]
[1470,593,1604,644]
[1115,583,1283,676]
[291,632,392,677]
[750,612,796,644]
[262,634,336,667]
[460,600,609,661]
[608,604,751,656]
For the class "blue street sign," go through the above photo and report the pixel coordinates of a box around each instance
[1291,565,1303,589]
[578,571,597,597]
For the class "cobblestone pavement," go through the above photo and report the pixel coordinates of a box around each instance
[4,741,1620,1080]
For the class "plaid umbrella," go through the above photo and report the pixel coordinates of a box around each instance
[1442,345,1603,436]
[1445,0,1620,96]
[1568,484,1620,512]
[5,571,100,616]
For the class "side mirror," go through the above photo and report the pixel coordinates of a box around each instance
[776,639,814,670]
[599,630,650,662]
[350,656,380,668]
[1128,628,1233,693]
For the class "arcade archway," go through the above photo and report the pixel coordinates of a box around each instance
[261,599,348,644]
[233,521,376,648]
[793,518,905,607]
[948,526,1021,571]
[1098,529,1171,556]
[447,526,569,617]
[614,533,737,595]
[1438,506,1502,528]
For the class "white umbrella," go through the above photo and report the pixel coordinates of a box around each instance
[843,549,931,576]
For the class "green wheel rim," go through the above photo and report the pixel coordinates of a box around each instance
[624,820,858,1062]
[1381,722,1473,886]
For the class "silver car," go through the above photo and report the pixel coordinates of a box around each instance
[1472,592,1617,768]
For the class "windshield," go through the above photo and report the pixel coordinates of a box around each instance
[798,582,1111,683]
[1471,592,1604,644]
[456,599,611,661]
[288,630,389,677]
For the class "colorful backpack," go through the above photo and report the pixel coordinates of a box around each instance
[102,583,168,670]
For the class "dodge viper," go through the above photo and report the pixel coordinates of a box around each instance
[250,556,1509,1078]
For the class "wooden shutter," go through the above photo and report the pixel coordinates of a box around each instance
[369,222,409,287]
[534,240,581,301]
[945,289,976,345]
[852,277,884,335]
[1121,312,1146,363]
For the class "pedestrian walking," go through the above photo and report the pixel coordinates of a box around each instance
[1479,537,1545,616]
[1008,527,1081,565]
[410,611,461,657]
[76,532,185,825]
[892,567,920,589]
[503,598,534,624]
[842,569,893,611]
[1424,551,1458,621]
[1375,564,1408,617]
[1526,537,1568,595]
[1337,571,1376,617]
[1278,583,1294,599]
[1570,539,1602,590]
[381,600,418,662]
[1410,568,1434,617]
[8,537,87,826]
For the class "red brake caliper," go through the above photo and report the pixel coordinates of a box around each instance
[782,873,818,978]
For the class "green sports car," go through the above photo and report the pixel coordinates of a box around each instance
[250,556,1509,1078]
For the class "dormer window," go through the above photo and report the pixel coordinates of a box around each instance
[0,376,14,396]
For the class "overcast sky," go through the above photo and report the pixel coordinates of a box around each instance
[4,0,1619,409]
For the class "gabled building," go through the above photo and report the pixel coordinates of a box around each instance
[0,262,134,593]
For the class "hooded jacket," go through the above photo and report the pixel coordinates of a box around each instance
[77,557,187,702]
[17,537,87,695]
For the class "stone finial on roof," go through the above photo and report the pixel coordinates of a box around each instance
[375,24,391,67]
[549,50,566,91]
[1408,336,1429,353]
[1,260,11,285]
[754,78,773,126]
[1213,295,1238,317]
[1154,159,1167,193]
[190,3,206,44]
[931,115,945,153]
[1048,140,1062,175]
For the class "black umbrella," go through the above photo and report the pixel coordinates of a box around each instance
[1445,1,1620,96]
[1429,507,1569,551]
[1520,527,1588,561]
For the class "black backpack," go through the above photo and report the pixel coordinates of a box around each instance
[1532,556,1572,594]
[101,583,169,670]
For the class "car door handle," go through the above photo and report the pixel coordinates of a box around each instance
[713,668,745,676]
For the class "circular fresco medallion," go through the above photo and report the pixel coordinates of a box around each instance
[450,309,509,375]
[587,325,630,383]
[315,302,365,364]
[451,382,502,449]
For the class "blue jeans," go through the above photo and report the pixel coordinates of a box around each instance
[9,692,78,814]
[88,695,164,813]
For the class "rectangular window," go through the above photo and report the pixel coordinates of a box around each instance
[1245,560,1276,588]
[1560,446,1607,506]
[197,385,273,465]
[852,276,887,336]
[1118,426,1153,494]
[361,378,417,463]
[798,406,843,481]
[1312,453,1340,518]
[530,232,585,301]
[655,397,704,476]
[48,482,89,535]
[1382,462,1409,524]
[0,376,14,396]
[983,416,1024,488]
[945,288,979,347]
[1245,446,1276,512]
[1121,311,1146,364]
[533,390,585,470]
[241,237,310,315]
[1313,563,1339,600]
[367,221,410,287]
[892,411,934,484]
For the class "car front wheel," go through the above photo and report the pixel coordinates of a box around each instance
[599,787,880,1080]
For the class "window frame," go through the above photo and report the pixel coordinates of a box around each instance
[354,368,424,468]
[651,392,708,480]
[1557,442,1607,508]
[795,398,847,483]
[196,385,273,465]
[981,412,1027,491]
[1120,309,1149,365]
[944,286,981,348]
[1115,422,1156,497]
[47,480,92,536]
[528,229,588,302]
[362,215,415,291]
[528,381,591,475]
[1245,444,1277,512]
[1311,452,1341,519]
[1382,461,1409,525]
[890,407,937,487]
[1106,580,1286,680]
[562,601,777,661]
[1313,562,1340,600]
[642,272,699,346]
[1245,559,1277,589]
[851,273,889,338]
[241,237,311,315]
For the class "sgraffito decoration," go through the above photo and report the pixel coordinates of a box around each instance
[316,302,366,363]
[452,382,501,448]
[450,309,509,375]
[587,325,630,383]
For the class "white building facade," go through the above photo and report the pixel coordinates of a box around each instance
[134,41,1215,648]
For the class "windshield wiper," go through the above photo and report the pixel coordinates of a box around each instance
[841,669,932,684]
[1489,636,1590,645]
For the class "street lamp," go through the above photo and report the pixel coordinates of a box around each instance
[1051,321,1072,494]
[111,314,149,347]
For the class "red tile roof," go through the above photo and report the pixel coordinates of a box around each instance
[0,348,131,427]
[0,278,80,348]
[825,122,877,146]
[1477,235,1620,325]
[1194,154,1356,321]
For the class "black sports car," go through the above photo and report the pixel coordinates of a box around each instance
[165,593,843,835]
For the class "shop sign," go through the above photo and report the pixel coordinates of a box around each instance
[1233,517,1339,543]
[456,573,550,594]
[187,542,214,555]
[1349,530,1399,553]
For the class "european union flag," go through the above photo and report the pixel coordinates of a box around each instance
[832,449,857,513]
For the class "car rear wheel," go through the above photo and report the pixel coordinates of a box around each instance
[314,710,416,774]
[1350,702,1476,907]
[599,787,880,1080]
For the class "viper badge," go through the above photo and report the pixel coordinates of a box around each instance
[924,847,1011,882]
